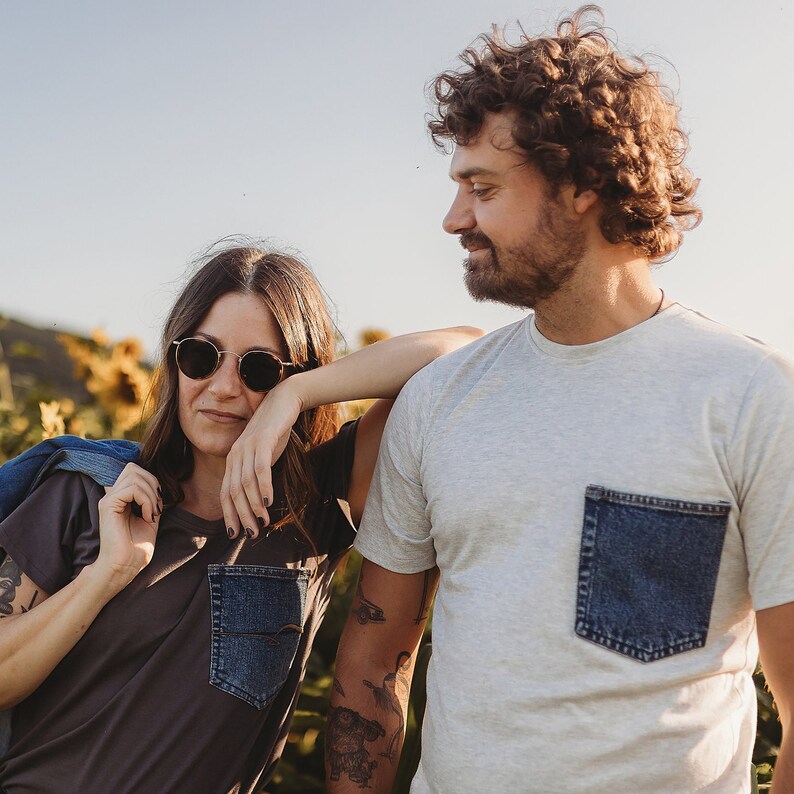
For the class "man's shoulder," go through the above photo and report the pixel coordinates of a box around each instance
[668,305,791,370]
[416,316,530,380]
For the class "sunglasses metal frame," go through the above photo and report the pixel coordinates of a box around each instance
[171,337,297,392]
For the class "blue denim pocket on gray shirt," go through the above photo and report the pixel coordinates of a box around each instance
[575,485,730,663]
[208,565,310,709]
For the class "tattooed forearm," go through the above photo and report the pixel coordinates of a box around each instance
[326,705,385,787]
[333,677,346,697]
[0,555,23,617]
[363,651,412,762]
[354,566,385,625]
[21,589,40,613]
[413,570,433,625]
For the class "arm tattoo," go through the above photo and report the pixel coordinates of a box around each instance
[0,555,40,617]
[21,589,40,613]
[333,677,346,697]
[413,570,433,625]
[354,566,385,625]
[0,555,23,616]
[363,651,412,762]
[326,705,385,788]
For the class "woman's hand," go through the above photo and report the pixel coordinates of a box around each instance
[219,326,484,539]
[94,463,162,591]
[221,382,304,539]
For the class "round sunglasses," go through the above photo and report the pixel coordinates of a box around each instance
[172,337,298,393]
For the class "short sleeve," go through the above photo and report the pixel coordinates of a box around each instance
[308,419,360,560]
[354,368,436,574]
[729,351,794,611]
[0,471,102,594]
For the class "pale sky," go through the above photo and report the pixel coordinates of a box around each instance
[2,1,793,357]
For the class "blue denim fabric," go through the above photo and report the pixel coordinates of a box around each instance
[0,435,139,523]
[208,565,310,709]
[575,485,730,663]
[0,436,139,761]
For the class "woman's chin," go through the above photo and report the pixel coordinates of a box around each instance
[189,435,241,463]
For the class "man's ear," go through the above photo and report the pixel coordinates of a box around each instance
[572,188,599,215]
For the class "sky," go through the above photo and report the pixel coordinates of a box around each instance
[2,0,793,358]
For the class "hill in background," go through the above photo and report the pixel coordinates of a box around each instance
[0,315,90,406]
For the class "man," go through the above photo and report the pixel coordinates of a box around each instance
[326,7,794,793]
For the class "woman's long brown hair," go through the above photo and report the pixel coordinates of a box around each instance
[138,242,339,545]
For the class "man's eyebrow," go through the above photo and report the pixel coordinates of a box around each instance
[450,166,501,182]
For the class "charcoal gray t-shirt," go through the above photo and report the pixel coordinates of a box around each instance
[0,421,357,794]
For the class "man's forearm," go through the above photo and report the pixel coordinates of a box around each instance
[326,561,438,792]
[326,639,414,792]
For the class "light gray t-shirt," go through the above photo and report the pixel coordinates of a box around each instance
[355,305,794,794]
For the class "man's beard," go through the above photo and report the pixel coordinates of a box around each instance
[461,203,587,310]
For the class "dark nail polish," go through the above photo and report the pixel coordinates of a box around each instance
[245,527,254,538]
[227,527,235,538]
[257,515,267,530]
[263,496,270,507]
[157,487,163,498]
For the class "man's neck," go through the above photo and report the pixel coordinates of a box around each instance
[532,255,665,346]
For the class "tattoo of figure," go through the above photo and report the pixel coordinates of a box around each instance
[413,570,433,625]
[354,566,385,625]
[326,706,385,788]
[363,651,412,762]
[0,555,22,616]
[333,677,346,697]
[0,556,39,617]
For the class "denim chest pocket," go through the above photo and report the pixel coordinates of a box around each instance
[575,485,730,663]
[208,565,310,709]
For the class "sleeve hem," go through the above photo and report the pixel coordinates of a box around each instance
[353,538,436,575]
[0,530,60,594]
[753,591,794,612]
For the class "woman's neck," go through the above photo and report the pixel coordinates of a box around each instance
[179,453,226,520]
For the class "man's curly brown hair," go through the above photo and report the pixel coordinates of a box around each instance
[428,5,701,260]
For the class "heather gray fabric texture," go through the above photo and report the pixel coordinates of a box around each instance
[356,305,794,794]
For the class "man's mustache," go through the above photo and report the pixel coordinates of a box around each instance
[459,231,493,251]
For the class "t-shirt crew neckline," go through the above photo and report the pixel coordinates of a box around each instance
[526,303,684,362]
[166,505,227,536]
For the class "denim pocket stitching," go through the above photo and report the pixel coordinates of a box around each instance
[208,565,309,709]
[575,485,730,664]
[584,484,730,516]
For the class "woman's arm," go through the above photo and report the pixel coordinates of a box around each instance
[0,464,161,709]
[221,326,484,536]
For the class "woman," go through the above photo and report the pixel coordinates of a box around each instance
[0,243,480,793]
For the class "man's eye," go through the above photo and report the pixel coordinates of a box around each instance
[471,185,493,198]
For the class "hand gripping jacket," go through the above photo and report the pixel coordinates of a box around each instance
[0,436,140,758]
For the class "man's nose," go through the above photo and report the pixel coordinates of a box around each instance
[442,189,475,235]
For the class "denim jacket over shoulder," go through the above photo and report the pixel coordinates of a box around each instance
[0,435,139,524]
[0,435,140,759]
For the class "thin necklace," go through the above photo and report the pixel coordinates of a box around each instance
[651,288,665,318]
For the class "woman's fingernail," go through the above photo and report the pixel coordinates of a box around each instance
[245,527,254,538]
[257,515,267,530]
[227,527,235,538]
[263,496,270,507]
[157,487,163,498]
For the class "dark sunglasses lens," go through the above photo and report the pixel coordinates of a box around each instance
[177,339,217,379]
[240,352,282,392]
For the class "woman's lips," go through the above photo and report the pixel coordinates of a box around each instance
[199,409,246,424]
